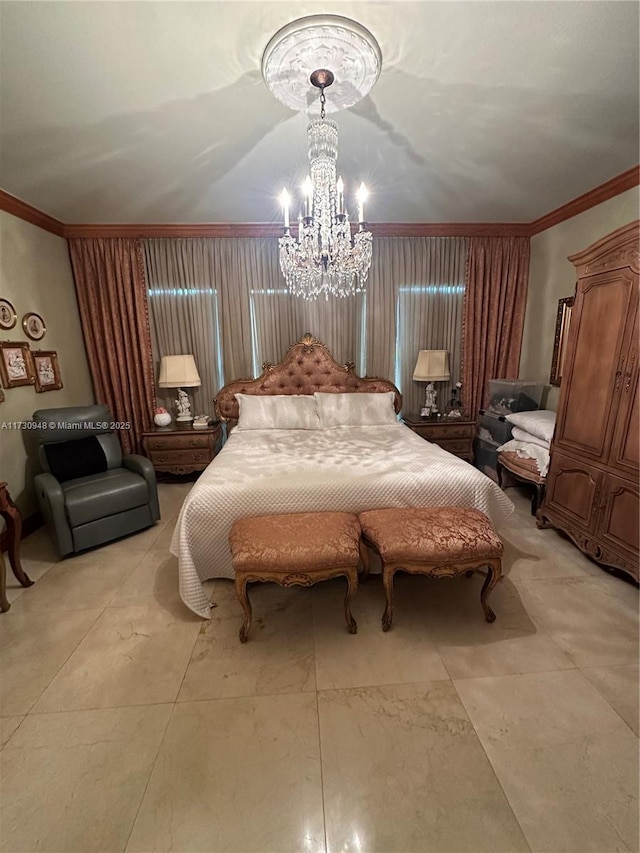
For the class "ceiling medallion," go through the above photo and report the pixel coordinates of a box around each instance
[262,16,381,299]
[261,14,382,114]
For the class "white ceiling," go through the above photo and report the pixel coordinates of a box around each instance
[0,1,638,225]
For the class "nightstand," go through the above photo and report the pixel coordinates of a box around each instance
[141,423,223,475]
[401,413,475,461]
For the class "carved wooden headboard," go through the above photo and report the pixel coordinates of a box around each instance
[214,333,402,423]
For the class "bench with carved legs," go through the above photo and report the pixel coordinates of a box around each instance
[229,511,362,643]
[358,507,503,631]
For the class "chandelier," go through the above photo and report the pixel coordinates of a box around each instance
[261,16,382,300]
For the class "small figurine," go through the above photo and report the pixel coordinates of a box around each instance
[175,388,193,422]
[420,382,438,418]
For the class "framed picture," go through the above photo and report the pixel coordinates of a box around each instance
[32,350,63,392]
[0,341,35,388]
[22,312,46,341]
[0,299,17,331]
[550,296,574,386]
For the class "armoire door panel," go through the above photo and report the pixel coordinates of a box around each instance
[595,473,639,573]
[609,310,639,476]
[554,270,635,460]
[544,453,600,527]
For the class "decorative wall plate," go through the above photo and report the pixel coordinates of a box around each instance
[22,312,46,341]
[0,299,17,331]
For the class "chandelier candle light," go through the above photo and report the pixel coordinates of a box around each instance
[262,15,381,300]
[278,70,372,300]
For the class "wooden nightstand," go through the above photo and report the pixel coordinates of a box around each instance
[401,413,475,461]
[142,423,223,475]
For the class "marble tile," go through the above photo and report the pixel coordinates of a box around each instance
[148,515,179,553]
[514,575,639,666]
[19,526,60,564]
[3,551,56,606]
[581,663,640,736]
[0,608,102,716]
[93,523,166,556]
[126,694,325,853]
[0,716,23,749]
[416,574,575,678]
[157,482,192,517]
[312,577,448,690]
[9,550,141,613]
[455,670,639,852]
[109,549,181,608]
[178,583,316,701]
[1,704,172,852]
[33,604,201,712]
[318,681,530,853]
[500,533,589,581]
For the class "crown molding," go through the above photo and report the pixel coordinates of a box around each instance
[63,221,532,238]
[2,166,637,240]
[0,189,64,237]
[529,165,640,236]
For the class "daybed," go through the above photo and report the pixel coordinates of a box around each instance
[170,334,514,618]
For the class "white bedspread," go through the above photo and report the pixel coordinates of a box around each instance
[171,424,514,617]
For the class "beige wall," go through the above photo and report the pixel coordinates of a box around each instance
[520,187,639,411]
[0,211,94,518]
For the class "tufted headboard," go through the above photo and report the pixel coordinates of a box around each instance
[214,333,402,423]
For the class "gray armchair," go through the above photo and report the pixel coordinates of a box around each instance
[32,404,160,557]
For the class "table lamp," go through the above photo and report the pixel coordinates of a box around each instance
[413,350,450,417]
[158,354,201,427]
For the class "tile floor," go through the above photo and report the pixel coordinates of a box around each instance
[1,483,638,853]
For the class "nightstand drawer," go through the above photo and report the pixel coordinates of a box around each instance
[415,424,474,440]
[435,438,474,455]
[146,433,212,451]
[149,449,212,466]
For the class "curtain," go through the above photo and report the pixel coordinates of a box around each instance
[461,236,531,416]
[68,238,154,453]
[142,236,465,416]
[144,238,223,417]
[365,237,467,414]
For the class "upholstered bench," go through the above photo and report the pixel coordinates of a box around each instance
[358,507,503,631]
[229,511,362,642]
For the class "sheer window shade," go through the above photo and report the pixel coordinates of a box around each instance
[365,237,466,414]
[143,236,465,415]
[144,239,223,417]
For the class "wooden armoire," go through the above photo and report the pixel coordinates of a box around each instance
[538,221,639,581]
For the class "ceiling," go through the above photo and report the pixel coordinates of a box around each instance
[0,1,638,225]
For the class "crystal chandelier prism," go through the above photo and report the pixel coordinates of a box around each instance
[261,16,381,300]
[279,72,372,299]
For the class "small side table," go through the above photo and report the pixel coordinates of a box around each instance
[401,413,475,461]
[141,423,223,476]
[0,482,34,613]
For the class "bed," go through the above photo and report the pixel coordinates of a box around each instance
[171,334,514,618]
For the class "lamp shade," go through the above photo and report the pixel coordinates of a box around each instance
[413,350,451,382]
[158,354,201,388]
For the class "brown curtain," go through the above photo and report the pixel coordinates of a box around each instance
[461,236,530,416]
[68,238,155,454]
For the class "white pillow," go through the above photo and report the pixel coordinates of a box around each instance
[315,391,398,427]
[511,426,550,449]
[235,394,320,430]
[505,409,556,443]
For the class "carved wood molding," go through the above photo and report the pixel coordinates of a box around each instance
[530,167,640,236]
[569,220,640,274]
[0,189,64,237]
[2,168,636,240]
